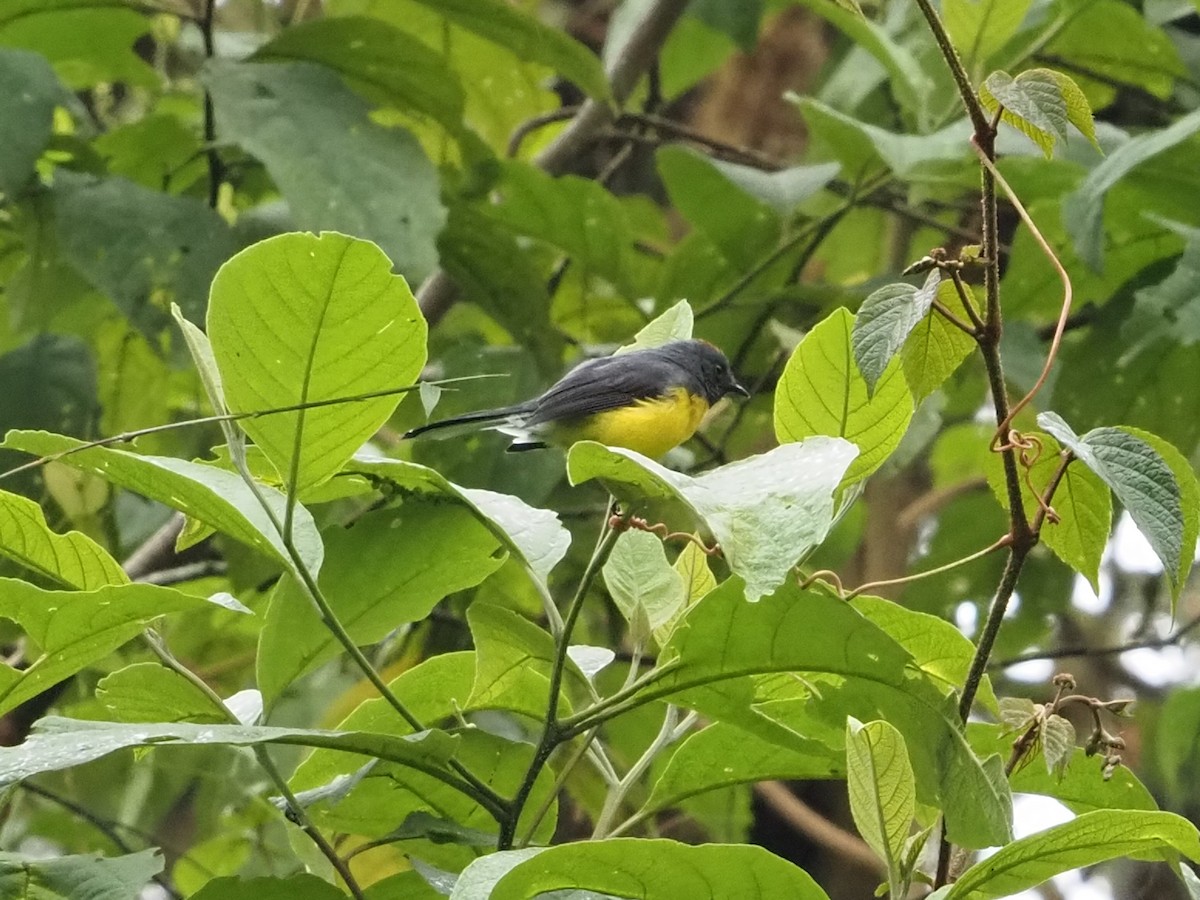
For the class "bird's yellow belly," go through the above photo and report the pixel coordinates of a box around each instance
[554,388,711,458]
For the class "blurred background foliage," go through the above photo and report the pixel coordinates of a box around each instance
[3,0,1200,897]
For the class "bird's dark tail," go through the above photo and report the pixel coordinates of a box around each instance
[405,403,533,441]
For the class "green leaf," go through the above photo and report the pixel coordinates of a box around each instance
[192,874,348,900]
[0,581,212,718]
[1124,426,1200,599]
[706,157,841,218]
[406,0,609,101]
[1038,413,1185,592]
[203,60,445,282]
[0,49,62,196]
[616,299,694,355]
[467,603,581,718]
[0,4,153,89]
[0,716,458,786]
[852,272,941,395]
[943,0,1033,71]
[1064,107,1200,271]
[980,69,1068,157]
[791,0,933,124]
[53,171,238,324]
[1046,69,1099,151]
[851,595,998,713]
[257,502,503,704]
[344,458,571,593]
[792,98,968,178]
[1,431,323,575]
[0,487,126,589]
[647,581,1012,848]
[293,652,475,788]
[775,308,914,484]
[658,144,780,270]
[487,840,833,900]
[253,16,465,131]
[437,203,561,369]
[900,281,976,401]
[846,718,915,898]
[689,0,763,50]
[944,810,1200,899]
[986,438,1112,592]
[644,723,839,819]
[568,437,858,601]
[96,663,226,724]
[603,529,685,641]
[484,162,645,297]
[0,848,162,900]
[207,232,427,495]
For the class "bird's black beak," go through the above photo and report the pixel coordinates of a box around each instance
[729,379,750,398]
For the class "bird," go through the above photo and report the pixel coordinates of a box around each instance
[406,339,749,459]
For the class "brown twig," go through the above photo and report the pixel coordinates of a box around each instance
[754,781,884,875]
[994,612,1200,667]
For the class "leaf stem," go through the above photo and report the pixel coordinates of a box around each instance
[500,508,621,849]
[843,534,1011,600]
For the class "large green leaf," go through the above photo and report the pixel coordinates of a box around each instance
[486,840,832,900]
[1038,413,1186,594]
[846,718,914,898]
[1064,107,1200,271]
[0,4,153,89]
[775,307,913,483]
[0,580,214,718]
[344,458,571,594]
[0,716,458,786]
[0,487,126,589]
[980,69,1070,158]
[53,171,238,324]
[253,16,465,131]
[568,437,858,601]
[643,723,840,819]
[0,431,323,575]
[96,663,227,725]
[941,810,1200,899]
[206,231,427,496]
[257,502,503,704]
[0,848,162,900]
[329,0,559,153]
[203,61,444,282]
[851,595,998,713]
[639,581,1012,848]
[0,48,61,196]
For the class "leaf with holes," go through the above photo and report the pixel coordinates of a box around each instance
[852,271,941,396]
[207,232,427,496]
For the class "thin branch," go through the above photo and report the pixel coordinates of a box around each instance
[502,511,621,849]
[974,146,1074,449]
[507,107,580,158]
[199,0,222,208]
[994,612,1200,667]
[754,782,884,875]
[912,0,990,135]
[20,783,183,900]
